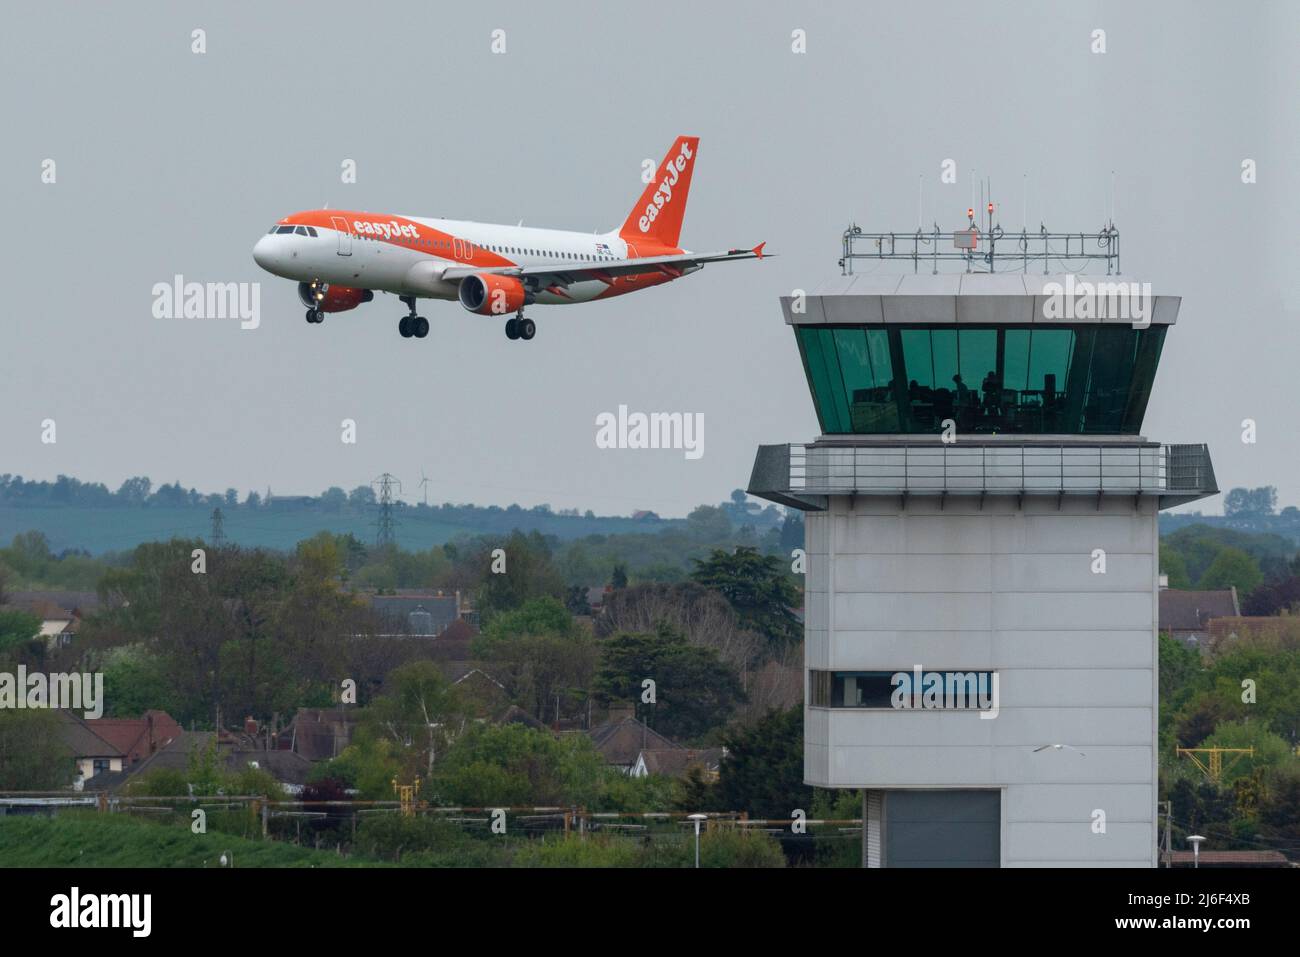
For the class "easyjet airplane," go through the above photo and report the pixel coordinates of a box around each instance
[252,135,765,341]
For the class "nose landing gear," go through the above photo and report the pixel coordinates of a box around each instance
[305,308,323,324]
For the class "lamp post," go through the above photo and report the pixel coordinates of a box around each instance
[688,813,708,868]
[1187,834,1206,869]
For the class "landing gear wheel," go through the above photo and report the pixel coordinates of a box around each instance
[414,316,429,338]
[505,318,519,340]
[306,308,319,323]
[399,316,412,338]
[519,318,536,340]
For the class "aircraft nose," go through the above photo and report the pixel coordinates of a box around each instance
[252,235,277,271]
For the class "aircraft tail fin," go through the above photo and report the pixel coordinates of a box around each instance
[617,135,700,249]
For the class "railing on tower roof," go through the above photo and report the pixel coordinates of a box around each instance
[840,222,1120,276]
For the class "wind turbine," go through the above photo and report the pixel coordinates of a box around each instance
[418,468,430,507]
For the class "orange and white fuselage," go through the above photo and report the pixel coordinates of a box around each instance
[251,136,765,336]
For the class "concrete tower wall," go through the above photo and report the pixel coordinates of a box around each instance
[803,493,1160,867]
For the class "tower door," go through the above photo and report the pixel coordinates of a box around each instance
[885,790,1000,867]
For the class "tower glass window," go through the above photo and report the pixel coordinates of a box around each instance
[795,324,1165,435]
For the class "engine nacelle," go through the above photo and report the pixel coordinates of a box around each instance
[298,282,374,313]
[458,273,529,315]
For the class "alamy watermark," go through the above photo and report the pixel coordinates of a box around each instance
[891,666,999,719]
[1042,274,1152,328]
[0,667,103,718]
[152,274,260,329]
[595,404,704,460]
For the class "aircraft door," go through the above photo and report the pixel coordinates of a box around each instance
[331,216,352,256]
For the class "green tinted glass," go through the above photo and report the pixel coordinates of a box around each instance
[795,324,1166,435]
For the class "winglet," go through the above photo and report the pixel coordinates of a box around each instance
[752,241,766,259]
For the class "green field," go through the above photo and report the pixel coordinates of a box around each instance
[0,813,377,868]
[0,506,681,556]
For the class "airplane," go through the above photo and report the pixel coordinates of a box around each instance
[251,135,766,342]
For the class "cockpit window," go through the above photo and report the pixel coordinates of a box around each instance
[276,225,296,234]
[306,226,318,237]
[294,225,309,236]
[268,225,278,234]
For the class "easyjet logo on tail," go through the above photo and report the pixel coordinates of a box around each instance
[619,135,699,250]
[638,140,693,233]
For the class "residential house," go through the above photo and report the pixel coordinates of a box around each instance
[630,747,723,780]
[369,590,464,637]
[1158,588,1240,647]
[1206,615,1300,657]
[58,710,182,789]
[3,590,100,652]
[586,711,682,773]
[278,708,358,761]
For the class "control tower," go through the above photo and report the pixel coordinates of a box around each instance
[748,217,1217,867]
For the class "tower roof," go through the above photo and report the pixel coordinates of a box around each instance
[782,273,1178,327]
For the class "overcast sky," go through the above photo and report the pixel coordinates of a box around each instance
[2,1,1295,516]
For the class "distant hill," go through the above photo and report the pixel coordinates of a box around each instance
[1159,511,1300,547]
[0,504,687,555]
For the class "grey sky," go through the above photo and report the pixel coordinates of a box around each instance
[2,1,1295,516]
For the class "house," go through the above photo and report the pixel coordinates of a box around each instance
[630,747,723,780]
[58,710,183,789]
[93,729,314,794]
[3,591,100,652]
[1206,615,1300,657]
[586,712,682,772]
[585,586,612,614]
[278,708,358,761]
[368,590,463,637]
[453,668,509,718]
[1158,588,1240,646]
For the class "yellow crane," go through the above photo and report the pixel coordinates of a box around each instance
[1175,747,1254,783]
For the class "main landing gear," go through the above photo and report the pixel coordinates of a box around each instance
[398,295,429,339]
[505,311,536,341]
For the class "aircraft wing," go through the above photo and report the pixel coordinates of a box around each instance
[439,243,768,284]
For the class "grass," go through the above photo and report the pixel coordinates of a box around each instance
[0,812,380,868]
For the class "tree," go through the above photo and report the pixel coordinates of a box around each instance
[475,531,565,621]
[115,476,152,505]
[716,705,810,818]
[432,723,604,807]
[363,661,464,778]
[596,582,760,672]
[778,512,804,553]
[564,584,592,616]
[1241,575,1300,616]
[319,487,348,513]
[594,624,745,740]
[685,505,732,541]
[610,563,628,590]
[348,485,376,508]
[1160,548,1192,589]
[0,710,70,789]
[691,547,801,648]
[472,597,596,722]
[0,609,40,657]
[1201,720,1293,785]
[1223,486,1277,517]
[1197,546,1263,595]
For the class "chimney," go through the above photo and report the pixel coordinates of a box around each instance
[607,702,636,723]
